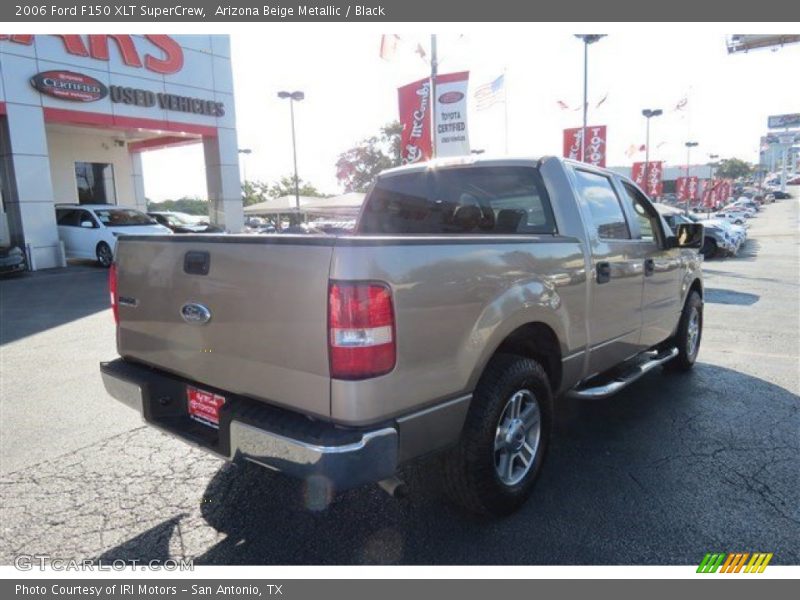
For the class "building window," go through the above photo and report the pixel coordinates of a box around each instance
[75,162,116,205]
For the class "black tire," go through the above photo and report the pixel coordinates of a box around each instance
[664,291,703,372]
[96,242,113,268]
[700,237,717,259]
[443,354,553,516]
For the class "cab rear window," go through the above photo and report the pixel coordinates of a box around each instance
[359,166,556,235]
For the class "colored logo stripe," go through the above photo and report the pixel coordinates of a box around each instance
[697,552,773,573]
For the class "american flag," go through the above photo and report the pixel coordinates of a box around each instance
[473,74,505,110]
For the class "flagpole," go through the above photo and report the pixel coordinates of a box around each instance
[503,68,509,154]
[430,34,438,159]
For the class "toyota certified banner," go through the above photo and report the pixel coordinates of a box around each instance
[631,160,663,197]
[676,175,699,201]
[434,71,470,157]
[398,76,433,164]
[563,125,607,167]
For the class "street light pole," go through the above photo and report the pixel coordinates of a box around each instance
[575,34,606,163]
[641,108,662,196]
[684,141,699,214]
[237,148,252,183]
[277,90,305,213]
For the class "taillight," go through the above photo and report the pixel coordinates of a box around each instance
[328,281,396,380]
[109,263,119,325]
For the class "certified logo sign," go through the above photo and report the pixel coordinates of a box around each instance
[180,303,212,325]
[438,91,464,104]
[30,70,108,103]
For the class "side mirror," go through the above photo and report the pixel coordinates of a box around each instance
[667,223,703,249]
[80,221,94,229]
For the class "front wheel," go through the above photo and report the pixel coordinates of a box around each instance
[443,354,552,516]
[700,237,717,259]
[665,291,703,372]
[96,242,113,268]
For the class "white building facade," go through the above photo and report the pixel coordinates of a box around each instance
[0,34,243,270]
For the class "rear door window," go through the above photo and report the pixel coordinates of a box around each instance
[56,209,81,227]
[359,166,556,235]
[572,169,631,240]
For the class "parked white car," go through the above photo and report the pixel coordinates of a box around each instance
[712,211,749,226]
[56,204,172,267]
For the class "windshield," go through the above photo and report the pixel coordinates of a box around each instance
[162,213,194,225]
[94,208,156,226]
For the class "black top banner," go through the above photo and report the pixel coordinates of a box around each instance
[3,0,800,21]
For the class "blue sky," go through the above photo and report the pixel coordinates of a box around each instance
[142,27,800,200]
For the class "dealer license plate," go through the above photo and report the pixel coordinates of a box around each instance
[186,386,226,429]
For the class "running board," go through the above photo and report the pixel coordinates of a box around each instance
[566,348,679,400]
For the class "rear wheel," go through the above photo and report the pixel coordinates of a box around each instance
[443,354,552,516]
[96,242,113,268]
[665,291,703,372]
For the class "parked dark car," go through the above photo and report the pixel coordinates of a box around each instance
[148,211,223,234]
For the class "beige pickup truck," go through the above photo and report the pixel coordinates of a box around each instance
[101,157,704,515]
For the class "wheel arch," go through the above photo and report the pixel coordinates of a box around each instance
[487,322,563,393]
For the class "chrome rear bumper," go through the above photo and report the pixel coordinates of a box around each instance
[100,358,398,491]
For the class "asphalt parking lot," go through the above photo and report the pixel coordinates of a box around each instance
[1,195,798,566]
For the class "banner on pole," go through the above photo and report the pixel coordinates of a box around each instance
[434,71,471,157]
[563,125,607,167]
[398,76,433,164]
[631,161,663,197]
[676,176,699,202]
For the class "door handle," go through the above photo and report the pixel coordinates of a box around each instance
[644,258,655,277]
[596,261,611,284]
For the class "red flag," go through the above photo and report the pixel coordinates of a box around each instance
[398,77,433,164]
[676,176,699,201]
[632,161,663,197]
[380,34,400,60]
[563,125,607,167]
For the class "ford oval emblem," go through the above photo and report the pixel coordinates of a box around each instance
[180,303,212,325]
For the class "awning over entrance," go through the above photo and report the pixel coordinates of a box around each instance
[244,192,366,217]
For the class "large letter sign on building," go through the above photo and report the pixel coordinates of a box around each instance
[0,34,241,271]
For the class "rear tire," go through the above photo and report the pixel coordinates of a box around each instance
[96,242,113,268]
[443,354,552,516]
[665,291,703,372]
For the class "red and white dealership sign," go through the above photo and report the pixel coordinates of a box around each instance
[398,76,433,164]
[30,70,108,103]
[563,125,607,167]
[631,161,663,197]
[676,176,699,202]
[434,71,470,157]
[0,34,183,74]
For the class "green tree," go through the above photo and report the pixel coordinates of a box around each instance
[242,176,324,206]
[242,180,271,206]
[714,158,753,180]
[335,121,402,192]
[268,176,325,199]
[147,197,209,215]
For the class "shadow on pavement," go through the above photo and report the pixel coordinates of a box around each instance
[0,264,109,344]
[704,288,760,306]
[95,362,800,565]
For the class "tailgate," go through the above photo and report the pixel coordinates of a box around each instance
[115,235,334,419]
